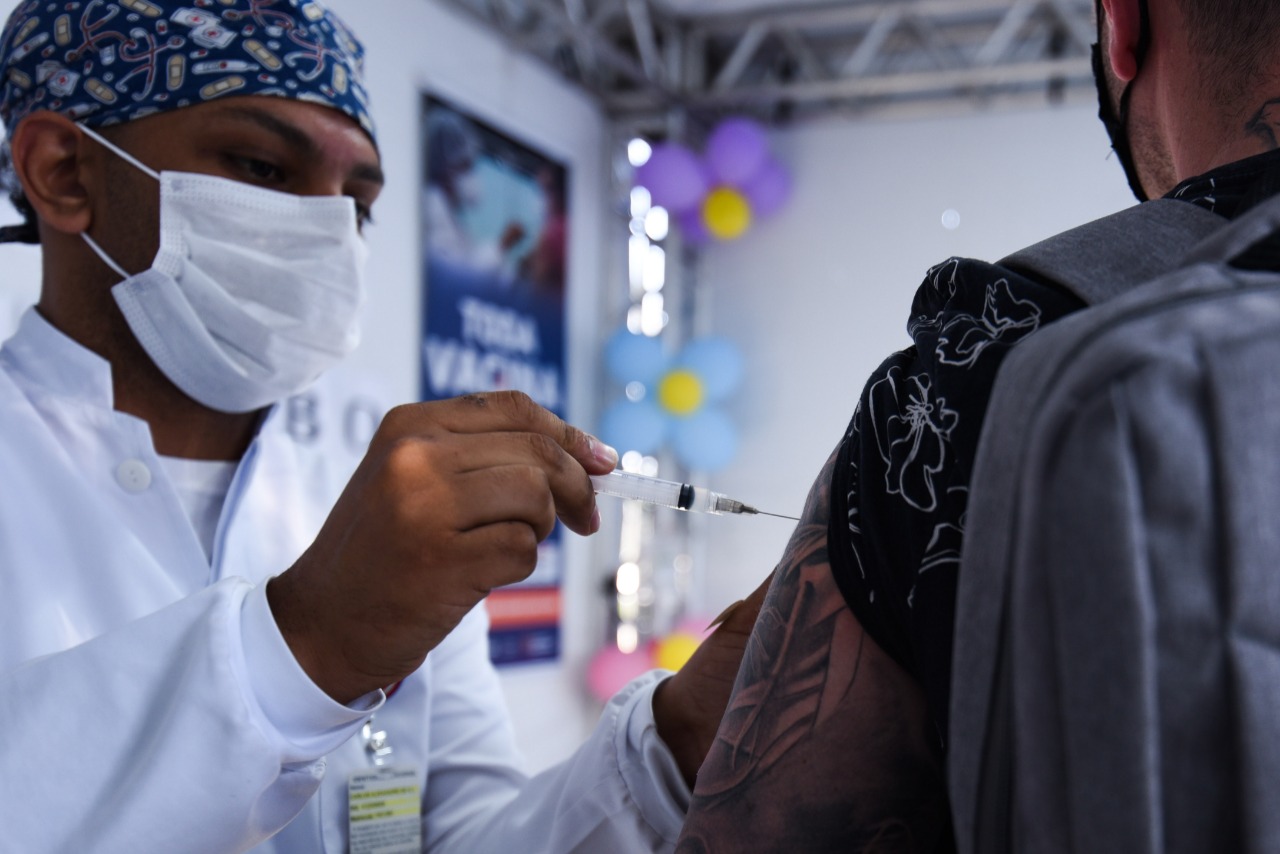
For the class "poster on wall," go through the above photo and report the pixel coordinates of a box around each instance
[419,94,569,666]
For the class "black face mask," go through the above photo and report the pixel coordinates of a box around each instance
[1092,0,1152,202]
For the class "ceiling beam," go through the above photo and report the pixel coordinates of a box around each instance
[433,0,1097,128]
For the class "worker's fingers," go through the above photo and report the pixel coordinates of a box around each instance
[446,466,560,541]
[379,392,618,475]
[448,521,545,593]
[371,430,599,536]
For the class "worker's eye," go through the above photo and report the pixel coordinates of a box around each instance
[229,155,284,184]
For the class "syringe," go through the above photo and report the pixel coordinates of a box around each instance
[590,470,798,520]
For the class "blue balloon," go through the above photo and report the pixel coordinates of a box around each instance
[672,408,738,472]
[598,398,669,456]
[605,329,668,386]
[679,337,744,402]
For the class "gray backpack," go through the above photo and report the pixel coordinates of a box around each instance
[949,193,1280,853]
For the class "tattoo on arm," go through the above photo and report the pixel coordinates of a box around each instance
[676,452,947,853]
[1246,98,1280,149]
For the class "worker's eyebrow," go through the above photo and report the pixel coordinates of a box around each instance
[218,104,316,153]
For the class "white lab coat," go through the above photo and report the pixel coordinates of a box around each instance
[0,310,689,853]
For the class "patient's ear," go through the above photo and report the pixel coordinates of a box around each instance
[1102,0,1143,82]
[9,111,95,237]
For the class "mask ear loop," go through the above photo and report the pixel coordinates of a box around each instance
[1133,0,1151,67]
[81,231,130,280]
[76,122,161,181]
[75,122,160,281]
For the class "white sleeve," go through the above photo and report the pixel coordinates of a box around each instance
[423,606,692,853]
[0,579,371,853]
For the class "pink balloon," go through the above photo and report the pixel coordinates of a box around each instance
[674,615,717,640]
[744,157,792,219]
[635,143,709,214]
[586,643,654,702]
[706,118,770,186]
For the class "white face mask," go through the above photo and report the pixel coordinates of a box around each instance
[77,123,368,414]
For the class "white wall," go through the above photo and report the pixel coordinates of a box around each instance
[689,103,1139,611]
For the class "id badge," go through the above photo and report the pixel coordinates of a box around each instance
[348,765,422,854]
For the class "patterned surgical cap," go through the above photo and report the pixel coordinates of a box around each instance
[0,0,374,141]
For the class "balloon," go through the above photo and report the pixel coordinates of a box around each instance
[676,207,712,247]
[634,143,709,214]
[679,337,744,402]
[672,408,738,471]
[743,157,792,219]
[654,632,702,672]
[604,328,668,386]
[587,643,654,702]
[657,369,704,416]
[702,188,753,241]
[674,615,717,640]
[598,398,668,456]
[706,118,771,186]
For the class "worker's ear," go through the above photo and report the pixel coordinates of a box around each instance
[1101,0,1143,82]
[9,111,94,237]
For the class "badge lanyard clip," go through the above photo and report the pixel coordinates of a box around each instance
[362,717,394,767]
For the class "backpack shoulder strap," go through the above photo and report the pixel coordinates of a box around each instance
[999,198,1227,305]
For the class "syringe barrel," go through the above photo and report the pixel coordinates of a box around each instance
[591,471,738,514]
[590,471,689,510]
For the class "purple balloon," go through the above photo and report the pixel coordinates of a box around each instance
[677,207,712,247]
[706,118,770,186]
[635,143,709,213]
[744,157,792,219]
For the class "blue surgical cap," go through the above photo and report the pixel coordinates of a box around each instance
[0,0,375,142]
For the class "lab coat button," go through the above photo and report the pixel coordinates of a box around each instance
[115,459,153,493]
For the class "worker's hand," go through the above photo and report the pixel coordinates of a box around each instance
[268,391,618,704]
[651,570,775,788]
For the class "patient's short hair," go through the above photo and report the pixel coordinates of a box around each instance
[1177,0,1280,113]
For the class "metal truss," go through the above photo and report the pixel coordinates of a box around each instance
[435,0,1098,131]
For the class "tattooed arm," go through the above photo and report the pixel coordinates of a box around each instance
[675,451,948,853]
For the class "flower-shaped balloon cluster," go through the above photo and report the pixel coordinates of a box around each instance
[635,117,792,244]
[597,330,744,472]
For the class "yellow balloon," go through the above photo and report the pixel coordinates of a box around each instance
[658,369,704,416]
[702,187,753,240]
[655,633,702,672]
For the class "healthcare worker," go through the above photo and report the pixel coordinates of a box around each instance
[0,2,765,851]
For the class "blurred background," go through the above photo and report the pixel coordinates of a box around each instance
[0,0,1135,772]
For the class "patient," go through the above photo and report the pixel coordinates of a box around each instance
[677,0,1280,849]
